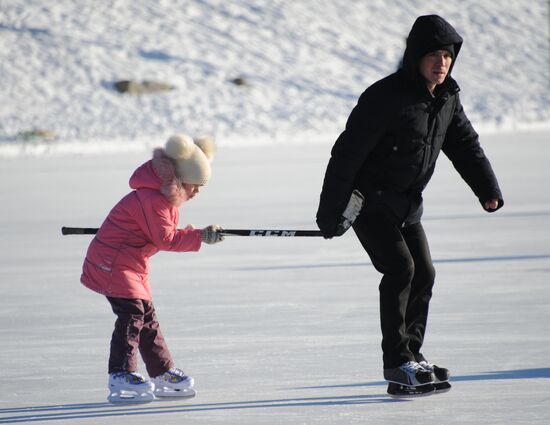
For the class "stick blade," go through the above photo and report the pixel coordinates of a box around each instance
[61,227,98,235]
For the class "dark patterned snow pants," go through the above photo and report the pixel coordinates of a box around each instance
[106,297,174,377]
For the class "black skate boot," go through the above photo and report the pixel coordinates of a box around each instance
[384,361,435,398]
[419,361,451,393]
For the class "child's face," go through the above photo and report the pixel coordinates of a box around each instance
[182,183,201,200]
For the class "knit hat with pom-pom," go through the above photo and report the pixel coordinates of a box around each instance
[164,134,215,185]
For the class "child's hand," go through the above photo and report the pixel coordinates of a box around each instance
[201,225,225,244]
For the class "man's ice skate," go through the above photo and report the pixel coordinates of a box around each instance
[151,367,196,398]
[108,372,155,403]
[387,382,435,397]
[419,360,451,393]
[384,361,435,398]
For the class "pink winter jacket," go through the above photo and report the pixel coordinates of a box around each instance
[81,149,202,300]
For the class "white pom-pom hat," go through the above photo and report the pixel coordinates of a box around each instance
[164,134,215,185]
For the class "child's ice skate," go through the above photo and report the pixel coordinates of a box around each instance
[151,367,196,398]
[108,372,155,403]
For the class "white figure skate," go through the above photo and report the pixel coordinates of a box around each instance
[151,368,196,398]
[108,372,155,403]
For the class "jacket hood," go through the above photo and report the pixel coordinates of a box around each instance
[129,149,188,206]
[400,15,463,83]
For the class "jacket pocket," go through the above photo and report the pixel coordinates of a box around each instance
[378,137,426,189]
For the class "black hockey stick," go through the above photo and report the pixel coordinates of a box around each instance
[61,226,322,237]
[61,190,364,238]
[62,227,99,235]
[223,229,323,237]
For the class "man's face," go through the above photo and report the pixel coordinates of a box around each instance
[419,49,453,91]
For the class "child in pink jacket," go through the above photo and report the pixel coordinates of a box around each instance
[81,134,224,403]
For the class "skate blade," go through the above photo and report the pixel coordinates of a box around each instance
[387,383,435,398]
[108,390,155,404]
[434,381,452,393]
[154,387,197,399]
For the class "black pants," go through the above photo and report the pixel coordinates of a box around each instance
[353,205,435,369]
[106,297,174,377]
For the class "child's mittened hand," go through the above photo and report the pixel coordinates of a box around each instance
[201,225,225,244]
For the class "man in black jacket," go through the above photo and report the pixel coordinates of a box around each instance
[316,15,503,397]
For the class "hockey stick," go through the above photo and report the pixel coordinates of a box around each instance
[62,227,99,235]
[220,229,322,237]
[61,226,322,237]
[61,190,364,238]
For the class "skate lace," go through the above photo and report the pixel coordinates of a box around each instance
[400,361,423,374]
[165,367,188,383]
[112,372,147,384]
[418,360,434,372]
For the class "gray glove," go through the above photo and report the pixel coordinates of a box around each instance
[201,224,225,244]
[335,190,365,236]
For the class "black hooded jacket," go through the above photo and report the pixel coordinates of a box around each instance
[317,15,503,237]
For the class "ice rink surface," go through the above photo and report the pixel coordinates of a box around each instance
[1,130,549,424]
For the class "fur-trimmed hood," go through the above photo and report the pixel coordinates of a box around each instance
[129,149,188,207]
[82,147,202,301]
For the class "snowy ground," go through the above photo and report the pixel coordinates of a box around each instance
[1,129,549,424]
[1,0,549,153]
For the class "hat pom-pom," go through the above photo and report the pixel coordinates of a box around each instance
[165,134,195,160]
[194,135,215,162]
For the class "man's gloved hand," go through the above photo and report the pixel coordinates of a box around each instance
[317,220,337,239]
[318,190,365,239]
[201,224,225,244]
[335,189,365,236]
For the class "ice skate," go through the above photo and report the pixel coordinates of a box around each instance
[108,372,155,403]
[384,361,435,398]
[151,367,196,398]
[387,382,435,398]
[419,360,451,393]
